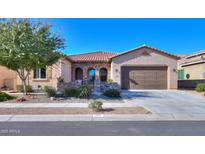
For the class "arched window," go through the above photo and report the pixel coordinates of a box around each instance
[87,68,95,81]
[100,68,107,82]
[75,68,83,80]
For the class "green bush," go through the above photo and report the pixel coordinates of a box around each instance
[44,86,56,97]
[195,83,205,92]
[78,85,91,98]
[64,88,79,97]
[89,101,103,112]
[107,78,113,83]
[16,85,33,93]
[0,92,16,102]
[103,89,121,98]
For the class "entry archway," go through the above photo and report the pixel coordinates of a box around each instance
[100,68,108,82]
[87,68,95,81]
[75,67,83,80]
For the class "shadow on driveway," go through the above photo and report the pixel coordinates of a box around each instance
[122,91,164,99]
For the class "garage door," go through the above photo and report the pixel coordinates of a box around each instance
[121,66,167,89]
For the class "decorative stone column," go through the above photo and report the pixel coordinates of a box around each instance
[83,67,87,80]
[95,69,100,80]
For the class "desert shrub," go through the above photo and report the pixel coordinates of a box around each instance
[89,101,103,112]
[78,85,91,98]
[103,89,120,98]
[16,85,33,93]
[44,86,56,97]
[64,88,79,97]
[0,92,16,102]
[195,83,205,92]
[107,78,113,83]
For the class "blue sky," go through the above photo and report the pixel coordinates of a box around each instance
[44,18,205,55]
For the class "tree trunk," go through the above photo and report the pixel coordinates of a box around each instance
[27,76,30,95]
[17,69,30,95]
[22,79,27,95]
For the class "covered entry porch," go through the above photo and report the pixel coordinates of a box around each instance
[71,62,111,83]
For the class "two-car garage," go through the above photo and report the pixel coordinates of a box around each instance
[111,46,179,90]
[121,66,167,90]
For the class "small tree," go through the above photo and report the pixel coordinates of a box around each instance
[0,19,64,94]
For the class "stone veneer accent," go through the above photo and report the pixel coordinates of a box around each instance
[100,82,121,92]
[57,80,121,93]
[57,80,82,92]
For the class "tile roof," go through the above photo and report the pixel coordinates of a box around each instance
[67,45,180,62]
[178,50,205,66]
[179,50,205,67]
[176,54,188,58]
[180,54,205,66]
[68,51,119,62]
[181,59,205,67]
[186,49,205,58]
[110,45,180,60]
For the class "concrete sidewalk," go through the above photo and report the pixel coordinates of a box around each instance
[0,103,135,108]
[1,113,205,122]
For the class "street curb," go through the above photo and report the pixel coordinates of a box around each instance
[1,114,205,122]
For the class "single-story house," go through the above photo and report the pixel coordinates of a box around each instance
[1,45,180,91]
[178,49,205,89]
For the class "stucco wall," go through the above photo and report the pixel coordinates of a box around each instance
[16,58,72,90]
[182,63,205,80]
[61,59,72,83]
[111,48,178,89]
[0,66,17,90]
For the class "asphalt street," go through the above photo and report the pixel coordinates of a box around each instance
[0,121,205,136]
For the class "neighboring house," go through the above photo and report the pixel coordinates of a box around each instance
[178,50,205,89]
[1,45,180,91]
[0,66,17,90]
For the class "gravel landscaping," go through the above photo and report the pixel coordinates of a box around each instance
[0,107,151,115]
[2,93,125,104]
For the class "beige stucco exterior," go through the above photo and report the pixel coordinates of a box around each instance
[1,47,179,91]
[178,53,205,80]
[182,63,205,80]
[16,58,72,90]
[0,66,17,90]
[111,47,178,89]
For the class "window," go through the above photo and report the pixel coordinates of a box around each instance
[178,69,184,80]
[34,66,46,79]
[186,73,190,79]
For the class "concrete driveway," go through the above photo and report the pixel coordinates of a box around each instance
[122,90,205,120]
